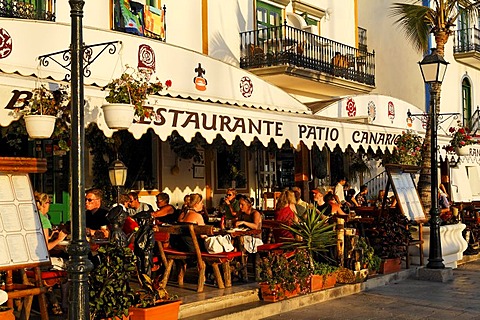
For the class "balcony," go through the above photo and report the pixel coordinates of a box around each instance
[453,27,480,69]
[0,0,55,21]
[240,24,375,99]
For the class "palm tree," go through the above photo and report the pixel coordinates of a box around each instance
[390,0,480,213]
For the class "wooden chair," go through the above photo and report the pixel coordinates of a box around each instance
[155,224,242,293]
[405,222,424,268]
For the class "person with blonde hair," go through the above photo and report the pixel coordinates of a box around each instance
[171,193,206,253]
[273,189,298,241]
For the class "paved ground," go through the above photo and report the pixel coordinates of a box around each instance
[263,260,480,320]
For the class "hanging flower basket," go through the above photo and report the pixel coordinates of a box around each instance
[24,115,56,139]
[456,145,480,157]
[101,103,135,130]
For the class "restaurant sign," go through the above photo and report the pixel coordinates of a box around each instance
[96,96,402,152]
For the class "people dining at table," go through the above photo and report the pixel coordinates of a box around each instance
[152,192,178,224]
[85,188,110,238]
[273,189,298,241]
[345,189,359,208]
[218,188,240,219]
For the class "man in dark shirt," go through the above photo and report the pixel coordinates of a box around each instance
[85,188,110,237]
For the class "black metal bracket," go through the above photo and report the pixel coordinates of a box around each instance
[407,109,459,126]
[38,40,122,81]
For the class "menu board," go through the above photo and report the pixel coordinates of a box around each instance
[389,171,426,222]
[0,173,49,268]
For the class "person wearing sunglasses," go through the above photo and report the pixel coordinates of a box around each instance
[219,188,239,219]
[85,188,110,238]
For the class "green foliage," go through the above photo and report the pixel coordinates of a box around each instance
[445,121,477,152]
[384,130,423,166]
[134,274,175,308]
[369,209,410,259]
[357,237,381,272]
[281,206,336,270]
[313,261,338,276]
[88,243,137,320]
[257,252,298,292]
[103,66,171,119]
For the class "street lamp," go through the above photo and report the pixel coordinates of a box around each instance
[418,48,449,269]
[109,158,128,201]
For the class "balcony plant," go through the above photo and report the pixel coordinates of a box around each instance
[16,83,71,141]
[129,274,181,320]
[444,121,478,155]
[102,66,172,130]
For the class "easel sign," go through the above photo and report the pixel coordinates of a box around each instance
[385,165,426,222]
[0,173,50,268]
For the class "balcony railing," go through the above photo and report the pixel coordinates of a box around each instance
[0,0,55,21]
[454,27,480,53]
[240,24,375,86]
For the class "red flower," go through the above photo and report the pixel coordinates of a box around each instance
[459,128,465,134]
[449,127,455,133]
[165,80,172,87]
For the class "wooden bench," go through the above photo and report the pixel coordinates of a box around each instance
[154,224,242,293]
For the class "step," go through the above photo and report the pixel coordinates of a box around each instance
[179,268,417,320]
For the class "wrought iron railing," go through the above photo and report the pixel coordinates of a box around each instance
[468,106,480,135]
[364,170,388,200]
[0,0,55,21]
[240,24,375,86]
[454,27,480,53]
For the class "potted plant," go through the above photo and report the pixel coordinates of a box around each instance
[280,207,337,292]
[444,121,478,156]
[312,261,338,291]
[102,66,171,130]
[256,251,304,302]
[367,209,410,274]
[383,130,423,166]
[88,242,137,320]
[357,237,381,275]
[129,274,181,320]
[16,83,71,140]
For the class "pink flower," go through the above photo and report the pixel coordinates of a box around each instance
[460,141,466,146]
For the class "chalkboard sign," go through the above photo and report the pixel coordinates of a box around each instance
[386,166,426,222]
[0,173,50,268]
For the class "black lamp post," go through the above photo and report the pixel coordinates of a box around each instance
[418,49,449,269]
[109,159,128,201]
[66,0,93,319]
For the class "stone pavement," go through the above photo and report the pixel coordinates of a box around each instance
[263,260,480,320]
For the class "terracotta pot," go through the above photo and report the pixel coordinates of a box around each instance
[24,114,56,139]
[322,273,337,289]
[0,307,15,320]
[129,300,181,320]
[379,257,401,274]
[310,274,323,292]
[102,103,134,130]
[259,283,299,302]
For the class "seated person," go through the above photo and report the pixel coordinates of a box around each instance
[177,194,191,222]
[34,191,68,316]
[345,189,359,208]
[85,188,110,238]
[273,190,298,241]
[152,192,178,224]
[235,195,262,231]
[170,193,206,253]
[218,188,240,219]
[355,185,369,207]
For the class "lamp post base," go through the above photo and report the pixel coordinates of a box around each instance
[417,266,453,282]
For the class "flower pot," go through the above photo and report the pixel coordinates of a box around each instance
[259,283,299,302]
[456,145,480,157]
[309,274,323,292]
[102,103,135,130]
[0,307,15,320]
[129,300,181,320]
[322,273,337,289]
[24,115,56,139]
[379,257,401,274]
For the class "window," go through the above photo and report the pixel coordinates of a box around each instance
[462,77,472,127]
[256,1,282,41]
[358,27,367,52]
[458,7,470,51]
[215,146,247,192]
[0,0,54,21]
